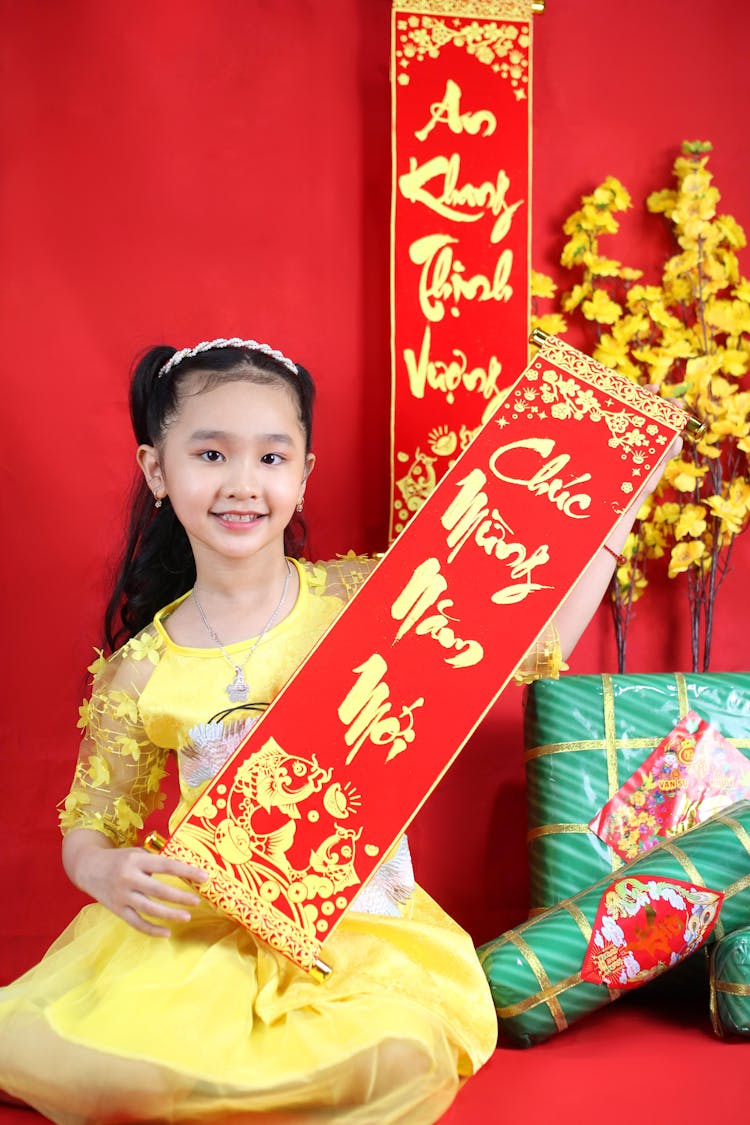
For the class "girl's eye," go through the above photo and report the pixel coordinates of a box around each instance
[261,452,284,465]
[200,450,225,463]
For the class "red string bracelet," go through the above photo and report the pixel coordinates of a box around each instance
[602,543,627,566]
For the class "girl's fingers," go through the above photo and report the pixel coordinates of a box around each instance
[120,905,172,938]
[136,876,202,908]
[144,852,209,884]
[131,892,192,923]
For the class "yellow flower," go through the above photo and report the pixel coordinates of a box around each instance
[728,477,750,510]
[719,348,750,377]
[531,271,557,298]
[532,312,568,337]
[561,283,587,313]
[652,501,681,526]
[630,346,675,383]
[87,649,107,676]
[686,353,723,381]
[662,459,709,492]
[560,233,590,269]
[641,521,668,558]
[588,176,631,211]
[582,288,622,324]
[707,489,750,535]
[668,540,705,577]
[588,256,625,278]
[715,214,747,249]
[674,503,708,540]
[647,188,677,215]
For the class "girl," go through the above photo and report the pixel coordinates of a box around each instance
[0,337,645,1125]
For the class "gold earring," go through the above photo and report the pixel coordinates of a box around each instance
[296,498,304,513]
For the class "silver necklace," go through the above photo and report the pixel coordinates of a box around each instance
[192,560,292,703]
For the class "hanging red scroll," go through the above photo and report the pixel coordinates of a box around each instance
[389,0,537,539]
[148,334,698,977]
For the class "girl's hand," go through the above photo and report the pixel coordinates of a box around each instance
[63,829,208,936]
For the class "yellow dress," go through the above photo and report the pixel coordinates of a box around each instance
[0,558,507,1125]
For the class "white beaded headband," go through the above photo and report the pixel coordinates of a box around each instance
[158,337,298,378]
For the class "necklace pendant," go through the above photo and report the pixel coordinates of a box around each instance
[226,666,249,703]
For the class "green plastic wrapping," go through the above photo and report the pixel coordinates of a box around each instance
[478,801,750,1048]
[710,926,750,1038]
[523,673,750,912]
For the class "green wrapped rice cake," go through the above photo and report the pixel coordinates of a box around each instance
[524,673,750,912]
[479,801,750,1047]
[710,926,750,1038]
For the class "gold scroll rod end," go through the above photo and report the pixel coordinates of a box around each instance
[683,414,707,440]
[529,327,549,347]
[532,1,546,12]
[144,832,167,854]
[310,957,333,983]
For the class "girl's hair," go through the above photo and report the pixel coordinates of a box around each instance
[103,342,316,652]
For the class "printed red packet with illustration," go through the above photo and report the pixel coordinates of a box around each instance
[147,335,694,976]
[580,875,724,990]
[589,711,750,862]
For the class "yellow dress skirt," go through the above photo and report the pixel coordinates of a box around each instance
[0,882,498,1125]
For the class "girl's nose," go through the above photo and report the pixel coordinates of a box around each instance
[223,460,259,499]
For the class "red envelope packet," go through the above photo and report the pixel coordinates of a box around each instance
[590,711,750,862]
[580,875,723,989]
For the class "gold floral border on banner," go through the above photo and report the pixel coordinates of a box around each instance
[394,14,531,96]
[394,1,536,18]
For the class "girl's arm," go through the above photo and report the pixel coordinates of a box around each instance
[554,511,631,660]
[62,828,207,937]
[60,639,207,936]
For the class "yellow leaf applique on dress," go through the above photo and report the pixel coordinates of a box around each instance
[114,797,143,834]
[58,790,92,830]
[86,754,111,788]
[77,699,92,731]
[116,735,143,762]
[108,690,140,725]
[87,648,107,677]
[123,631,163,666]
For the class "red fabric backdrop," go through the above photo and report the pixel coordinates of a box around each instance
[2,0,749,996]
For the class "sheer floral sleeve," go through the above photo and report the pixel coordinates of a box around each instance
[58,627,170,847]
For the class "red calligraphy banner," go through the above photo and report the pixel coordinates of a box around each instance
[389,0,536,540]
[148,336,696,976]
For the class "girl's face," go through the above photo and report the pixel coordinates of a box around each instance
[138,374,314,572]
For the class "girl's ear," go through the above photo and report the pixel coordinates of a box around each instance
[137,444,166,500]
[298,452,316,505]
